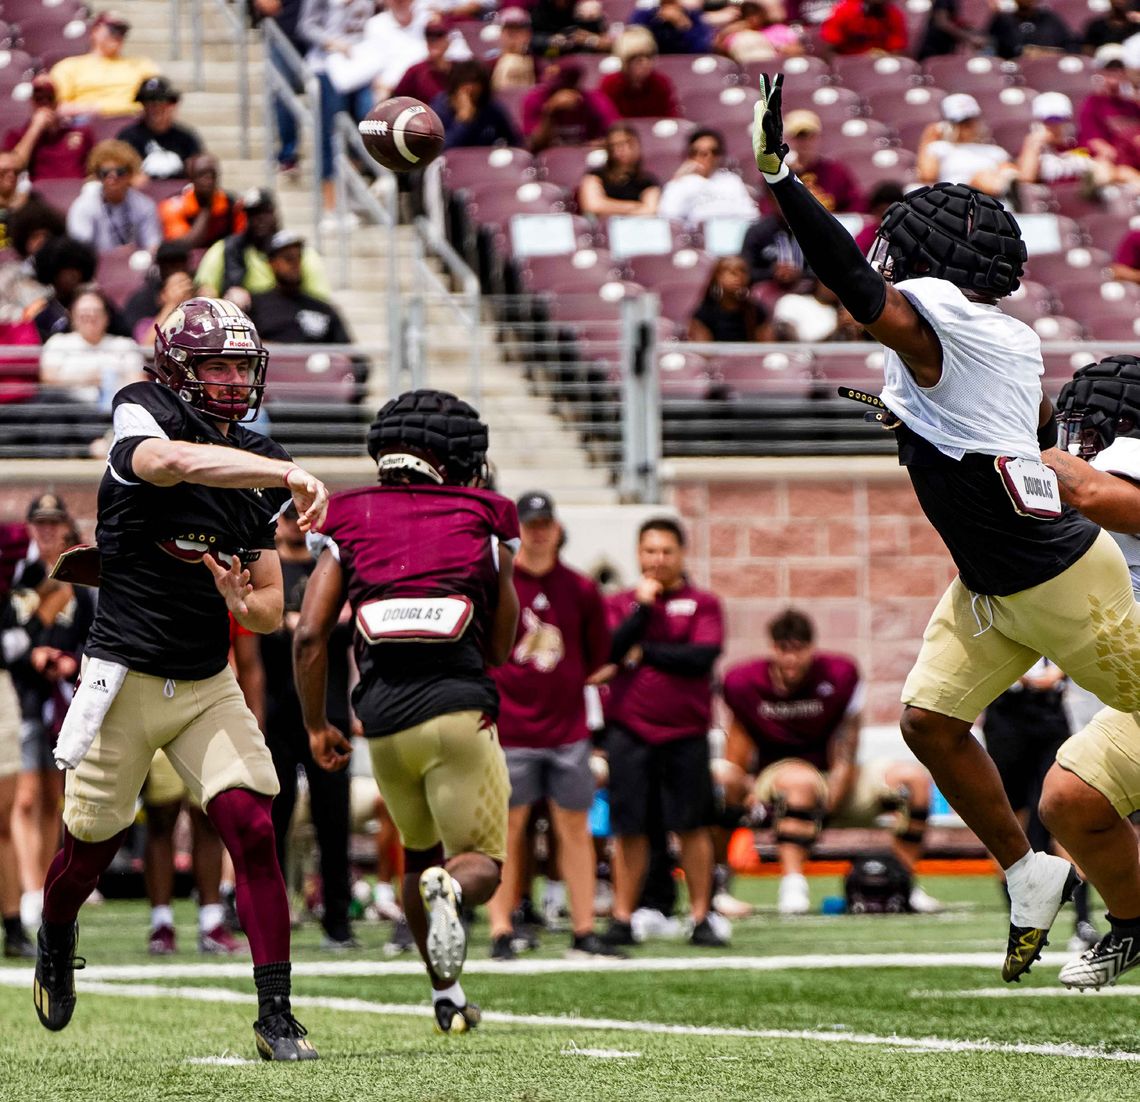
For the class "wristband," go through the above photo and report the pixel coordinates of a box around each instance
[761,162,790,184]
[282,465,301,488]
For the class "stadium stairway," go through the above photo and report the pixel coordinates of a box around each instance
[116,0,618,502]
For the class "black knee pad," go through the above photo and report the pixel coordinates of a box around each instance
[774,804,822,848]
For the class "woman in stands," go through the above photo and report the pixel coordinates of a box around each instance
[435,62,521,150]
[687,256,773,342]
[578,123,661,218]
[916,93,1018,197]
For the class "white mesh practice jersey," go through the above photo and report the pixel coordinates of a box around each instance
[1091,436,1140,595]
[879,277,1044,461]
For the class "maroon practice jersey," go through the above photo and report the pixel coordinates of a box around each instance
[493,560,610,750]
[721,652,864,772]
[603,583,724,745]
[316,484,519,737]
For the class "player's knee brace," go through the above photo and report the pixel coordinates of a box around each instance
[894,804,929,846]
[773,802,822,849]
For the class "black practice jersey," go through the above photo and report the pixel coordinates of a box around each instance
[84,381,291,679]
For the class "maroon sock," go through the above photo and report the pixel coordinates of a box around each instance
[206,788,290,965]
[42,829,127,926]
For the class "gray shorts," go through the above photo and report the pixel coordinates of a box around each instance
[505,739,594,812]
[21,718,54,773]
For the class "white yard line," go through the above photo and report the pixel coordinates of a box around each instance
[3,976,1139,1063]
[0,951,1055,982]
[915,985,1140,999]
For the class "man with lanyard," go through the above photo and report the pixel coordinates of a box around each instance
[32,297,328,1060]
[750,76,1140,981]
[294,389,519,1033]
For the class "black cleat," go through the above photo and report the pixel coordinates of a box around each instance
[1003,865,1081,982]
[690,916,730,948]
[434,998,481,1034]
[567,932,628,959]
[253,997,319,1061]
[5,926,35,959]
[601,918,636,947]
[490,933,517,961]
[33,923,84,1031]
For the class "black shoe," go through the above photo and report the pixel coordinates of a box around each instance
[384,914,415,956]
[221,887,242,934]
[490,933,516,961]
[253,997,319,1061]
[5,926,35,959]
[690,916,729,948]
[515,897,545,929]
[33,923,85,1032]
[602,919,636,947]
[434,998,481,1034]
[568,932,628,959]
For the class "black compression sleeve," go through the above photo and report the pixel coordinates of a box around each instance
[766,171,888,325]
[609,604,651,663]
[640,641,721,676]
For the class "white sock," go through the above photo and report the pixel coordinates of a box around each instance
[374,881,396,906]
[151,904,174,929]
[199,903,225,932]
[1004,850,1035,886]
[219,880,235,897]
[431,982,465,1008]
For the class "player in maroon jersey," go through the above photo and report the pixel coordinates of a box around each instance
[485,491,620,960]
[293,390,519,1033]
[600,517,728,948]
[721,609,941,915]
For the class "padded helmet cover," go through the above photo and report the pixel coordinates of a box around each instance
[871,183,1026,298]
[1056,354,1140,459]
[367,389,489,486]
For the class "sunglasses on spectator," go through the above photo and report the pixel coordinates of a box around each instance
[97,166,131,179]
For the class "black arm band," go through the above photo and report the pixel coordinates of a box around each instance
[609,604,651,663]
[766,172,888,325]
[1037,417,1058,450]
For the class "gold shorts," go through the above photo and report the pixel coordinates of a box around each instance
[367,710,509,863]
[1056,706,1140,818]
[0,670,21,779]
[64,666,279,843]
[753,757,899,825]
[903,531,1140,723]
[143,748,199,809]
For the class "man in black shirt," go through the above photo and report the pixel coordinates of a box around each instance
[33,297,328,1061]
[988,0,1077,58]
[116,76,203,180]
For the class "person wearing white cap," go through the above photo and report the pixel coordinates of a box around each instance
[916,93,1017,195]
[1018,91,1140,185]
[1077,43,1140,171]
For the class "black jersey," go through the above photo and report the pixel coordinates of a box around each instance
[896,426,1099,597]
[84,381,291,680]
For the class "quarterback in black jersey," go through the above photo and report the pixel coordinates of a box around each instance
[33,298,327,1061]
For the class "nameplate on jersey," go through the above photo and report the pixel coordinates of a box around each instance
[995,457,1062,519]
[356,596,474,644]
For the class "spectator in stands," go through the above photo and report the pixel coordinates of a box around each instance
[742,207,814,298]
[783,110,863,212]
[820,0,908,56]
[598,28,680,119]
[1018,90,1140,184]
[1077,43,1140,171]
[714,0,804,62]
[720,608,941,916]
[578,123,661,217]
[523,62,618,153]
[631,0,714,54]
[531,0,612,56]
[252,0,307,176]
[854,180,905,254]
[8,203,67,269]
[31,236,98,341]
[1083,0,1140,52]
[1110,223,1140,282]
[915,0,986,60]
[39,285,144,409]
[2,75,95,181]
[195,188,331,305]
[122,240,197,344]
[116,76,203,181]
[159,154,246,249]
[657,128,755,229]
[298,0,376,231]
[600,517,727,949]
[361,0,435,101]
[435,62,521,149]
[48,10,160,118]
[0,154,30,252]
[687,256,773,341]
[489,8,537,92]
[916,93,1018,196]
[988,0,1077,58]
[66,141,162,254]
[393,17,457,105]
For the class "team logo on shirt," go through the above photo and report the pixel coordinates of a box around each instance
[666,598,697,617]
[532,592,550,611]
[818,681,833,697]
[513,607,564,673]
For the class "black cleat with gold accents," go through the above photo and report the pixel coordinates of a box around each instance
[33,922,84,1031]
[253,997,319,1061]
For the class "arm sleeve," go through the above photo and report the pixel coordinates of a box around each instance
[639,641,720,676]
[608,603,651,662]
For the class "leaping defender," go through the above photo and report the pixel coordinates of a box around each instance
[751,75,1140,981]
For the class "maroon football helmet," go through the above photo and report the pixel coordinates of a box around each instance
[151,297,269,421]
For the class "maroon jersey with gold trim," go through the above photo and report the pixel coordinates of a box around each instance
[317,484,519,737]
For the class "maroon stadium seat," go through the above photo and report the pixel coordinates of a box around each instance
[712,349,818,398]
[262,351,357,405]
[920,54,1019,94]
[95,244,151,307]
[1081,209,1140,254]
[1016,54,1092,104]
[624,248,715,289]
[631,117,697,162]
[441,147,534,195]
[1042,348,1094,397]
[655,53,740,89]
[825,116,898,159]
[516,247,622,293]
[658,348,724,400]
[809,347,885,390]
[29,176,84,210]
[1000,278,1056,324]
[654,275,706,326]
[830,54,921,98]
[966,84,1037,127]
[1030,315,1084,341]
[842,146,916,191]
[681,84,759,128]
[781,82,863,122]
[1056,280,1140,337]
[737,55,831,87]
[865,85,944,143]
[535,144,602,196]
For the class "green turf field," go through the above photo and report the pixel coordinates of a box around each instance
[1,875,1137,1101]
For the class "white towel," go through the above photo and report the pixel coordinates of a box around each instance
[54,658,128,770]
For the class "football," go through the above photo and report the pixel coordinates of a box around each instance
[358,96,446,173]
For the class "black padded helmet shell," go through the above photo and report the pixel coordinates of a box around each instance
[367,389,489,486]
[870,183,1026,298]
[1057,354,1140,459]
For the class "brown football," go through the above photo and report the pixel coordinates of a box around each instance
[358,96,446,173]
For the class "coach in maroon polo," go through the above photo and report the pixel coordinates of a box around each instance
[601,516,726,948]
